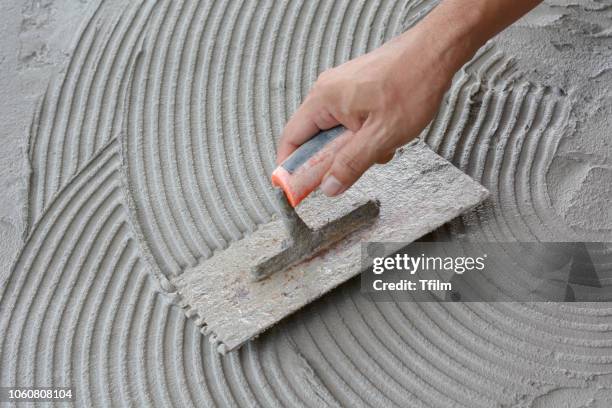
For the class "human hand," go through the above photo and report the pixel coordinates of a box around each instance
[276,0,542,197]
[277,29,458,197]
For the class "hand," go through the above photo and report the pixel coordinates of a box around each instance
[277,29,457,197]
[276,0,542,197]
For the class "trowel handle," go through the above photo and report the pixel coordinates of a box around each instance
[272,126,348,207]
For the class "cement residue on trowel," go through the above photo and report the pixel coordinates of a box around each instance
[172,141,489,352]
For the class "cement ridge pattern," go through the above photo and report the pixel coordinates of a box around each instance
[1,0,611,406]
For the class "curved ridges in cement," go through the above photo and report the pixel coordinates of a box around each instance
[26,0,158,232]
[0,138,331,406]
[123,0,417,275]
[5,0,612,406]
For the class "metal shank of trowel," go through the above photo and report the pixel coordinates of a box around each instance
[251,189,380,281]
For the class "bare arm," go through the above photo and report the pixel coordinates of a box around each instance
[277,0,542,197]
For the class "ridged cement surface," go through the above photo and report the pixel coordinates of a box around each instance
[2,0,612,406]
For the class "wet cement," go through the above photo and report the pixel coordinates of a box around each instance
[1,0,612,406]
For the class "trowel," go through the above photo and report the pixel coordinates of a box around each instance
[172,126,489,353]
[254,126,381,281]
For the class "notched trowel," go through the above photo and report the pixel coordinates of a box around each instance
[172,127,489,353]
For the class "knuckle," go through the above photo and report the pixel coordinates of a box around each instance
[314,69,337,92]
[314,110,336,129]
[365,134,387,156]
[336,151,365,179]
[308,84,326,103]
[316,69,333,83]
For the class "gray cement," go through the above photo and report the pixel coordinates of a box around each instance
[1,0,611,407]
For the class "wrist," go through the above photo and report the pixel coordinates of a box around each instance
[399,1,488,77]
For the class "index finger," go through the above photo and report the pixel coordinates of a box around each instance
[276,99,320,164]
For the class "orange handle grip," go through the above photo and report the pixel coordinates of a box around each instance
[272,126,348,207]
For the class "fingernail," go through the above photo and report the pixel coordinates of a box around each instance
[320,175,345,197]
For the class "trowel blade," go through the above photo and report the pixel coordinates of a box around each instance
[171,141,489,353]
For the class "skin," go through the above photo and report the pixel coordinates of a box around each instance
[277,0,543,197]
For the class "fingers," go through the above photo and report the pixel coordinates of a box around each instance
[276,97,339,165]
[320,126,381,197]
[277,100,319,164]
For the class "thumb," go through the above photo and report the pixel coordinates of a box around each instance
[320,126,379,197]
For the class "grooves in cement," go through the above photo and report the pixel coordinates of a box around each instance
[1,0,612,407]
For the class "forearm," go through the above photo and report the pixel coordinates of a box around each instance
[395,0,542,77]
